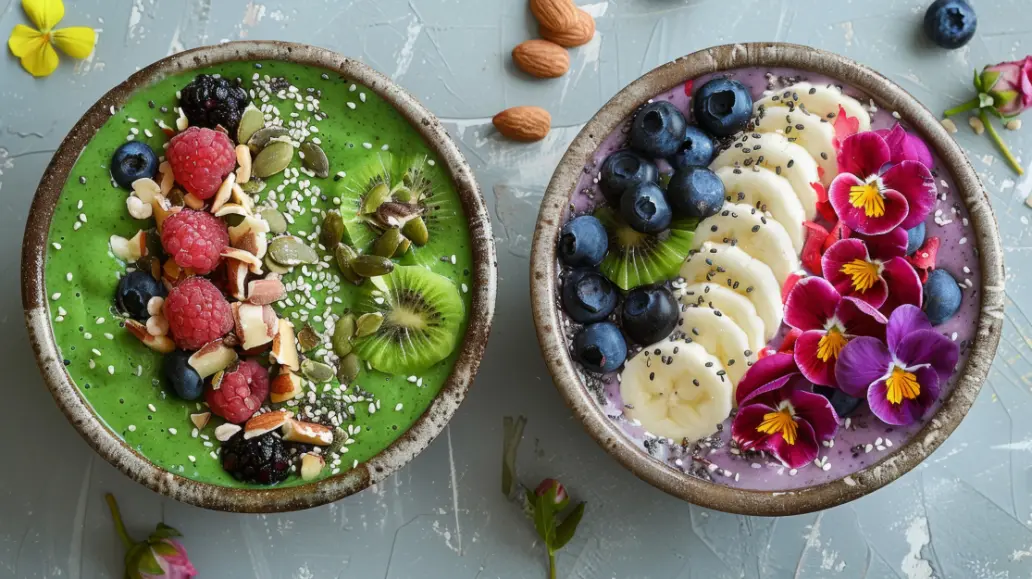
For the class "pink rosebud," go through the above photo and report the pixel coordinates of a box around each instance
[535,478,569,509]
[982,57,1032,116]
[141,538,198,579]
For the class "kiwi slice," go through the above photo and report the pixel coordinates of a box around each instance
[594,207,697,291]
[353,265,464,375]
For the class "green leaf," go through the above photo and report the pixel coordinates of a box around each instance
[981,70,1002,92]
[136,548,163,575]
[979,92,995,108]
[553,502,586,550]
[532,493,557,548]
[150,522,182,539]
[501,416,527,498]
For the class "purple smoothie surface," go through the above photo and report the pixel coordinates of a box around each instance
[559,67,981,491]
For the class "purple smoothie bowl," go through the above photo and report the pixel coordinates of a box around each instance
[530,43,1004,516]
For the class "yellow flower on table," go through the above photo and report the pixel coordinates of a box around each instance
[7,0,96,77]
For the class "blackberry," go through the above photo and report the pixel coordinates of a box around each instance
[220,432,291,485]
[179,74,251,134]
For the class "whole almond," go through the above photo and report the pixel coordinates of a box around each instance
[541,9,595,48]
[529,0,579,32]
[512,40,570,79]
[493,107,551,142]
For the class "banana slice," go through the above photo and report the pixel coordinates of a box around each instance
[620,340,732,442]
[679,282,766,353]
[715,166,806,252]
[754,82,872,132]
[691,203,800,285]
[710,132,820,219]
[679,305,755,390]
[679,242,782,340]
[753,105,838,185]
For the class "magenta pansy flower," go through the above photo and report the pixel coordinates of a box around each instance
[829,131,936,235]
[784,277,887,387]
[822,234,922,313]
[874,123,934,168]
[731,354,839,469]
[835,305,959,425]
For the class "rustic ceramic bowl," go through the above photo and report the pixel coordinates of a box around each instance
[22,41,497,513]
[530,43,1004,516]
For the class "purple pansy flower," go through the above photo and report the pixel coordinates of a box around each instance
[835,305,959,425]
[874,123,934,168]
[784,277,887,387]
[731,354,839,469]
[829,131,937,235]
[822,232,923,313]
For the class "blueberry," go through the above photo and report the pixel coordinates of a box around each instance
[165,350,204,401]
[693,78,753,137]
[923,0,977,49]
[599,150,659,205]
[572,322,627,373]
[116,271,167,321]
[620,182,672,234]
[629,101,687,158]
[559,215,608,267]
[906,222,926,255]
[666,167,726,219]
[924,269,962,325]
[621,286,679,345]
[562,269,619,323]
[813,386,864,418]
[668,125,715,170]
[111,141,159,189]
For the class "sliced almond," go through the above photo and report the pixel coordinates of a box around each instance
[230,183,256,214]
[269,369,304,403]
[300,453,325,481]
[224,257,250,301]
[281,419,334,446]
[221,247,264,274]
[188,339,238,378]
[190,412,211,430]
[157,161,174,195]
[131,178,161,204]
[125,319,175,354]
[183,192,205,210]
[110,235,133,262]
[129,230,149,259]
[214,203,251,218]
[247,278,286,305]
[233,303,277,350]
[229,216,270,259]
[235,145,253,184]
[271,318,300,371]
[152,195,179,232]
[215,423,242,442]
[210,172,236,214]
[244,410,293,439]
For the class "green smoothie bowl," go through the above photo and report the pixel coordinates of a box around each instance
[21,41,496,513]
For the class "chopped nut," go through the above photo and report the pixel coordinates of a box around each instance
[235,144,252,184]
[215,423,242,442]
[281,419,334,446]
[1006,119,1022,131]
[300,453,325,481]
[146,315,169,337]
[969,115,985,135]
[940,118,958,134]
[244,410,292,439]
[126,195,153,220]
[190,412,211,430]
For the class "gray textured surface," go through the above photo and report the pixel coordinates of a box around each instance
[1,0,1031,577]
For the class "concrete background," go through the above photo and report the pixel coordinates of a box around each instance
[1,0,1031,577]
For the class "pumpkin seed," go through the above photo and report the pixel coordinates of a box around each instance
[264,254,291,274]
[394,237,412,257]
[247,126,290,152]
[301,359,336,383]
[332,313,356,357]
[350,254,395,278]
[240,177,266,194]
[252,141,294,178]
[320,211,346,248]
[269,236,318,266]
[334,244,364,285]
[362,183,392,214]
[260,208,288,234]
[372,228,404,258]
[355,312,384,338]
[402,216,429,246]
[236,104,265,145]
[337,353,361,385]
[299,142,330,178]
[297,324,321,352]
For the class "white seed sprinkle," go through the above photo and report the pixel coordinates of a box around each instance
[51,293,61,300]
[395,403,404,411]
[107,365,115,375]
[91,348,102,356]
[52,242,62,250]
[78,213,87,223]
[461,283,468,293]
[128,425,136,432]
[188,455,196,463]
[346,102,356,110]
[168,428,177,435]
[65,272,73,282]
[148,403,157,412]
[362,142,372,149]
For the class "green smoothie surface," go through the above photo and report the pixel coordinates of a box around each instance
[44,60,474,488]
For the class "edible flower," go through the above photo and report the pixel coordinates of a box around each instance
[105,494,197,579]
[731,354,839,470]
[943,57,1032,175]
[822,232,923,314]
[874,124,934,168]
[784,277,887,387]
[7,0,96,77]
[828,131,936,235]
[835,305,959,425]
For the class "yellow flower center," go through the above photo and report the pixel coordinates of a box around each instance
[756,406,799,445]
[817,328,847,362]
[885,366,921,405]
[849,182,886,218]
[840,259,881,292]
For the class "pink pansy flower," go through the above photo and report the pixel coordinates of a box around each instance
[822,231,923,313]
[874,123,934,168]
[829,131,936,235]
[784,277,887,387]
[731,354,839,469]
[835,306,959,425]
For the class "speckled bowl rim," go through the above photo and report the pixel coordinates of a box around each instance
[21,41,497,513]
[530,42,1004,516]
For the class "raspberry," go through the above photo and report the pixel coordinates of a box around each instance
[167,127,236,200]
[179,74,251,133]
[163,277,234,350]
[205,359,269,424]
[161,209,229,274]
[220,432,290,484]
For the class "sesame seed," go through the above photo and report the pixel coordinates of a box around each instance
[148,404,157,412]
[107,365,115,375]
[395,403,404,411]
[128,425,136,432]
[51,293,61,300]
[169,428,178,435]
